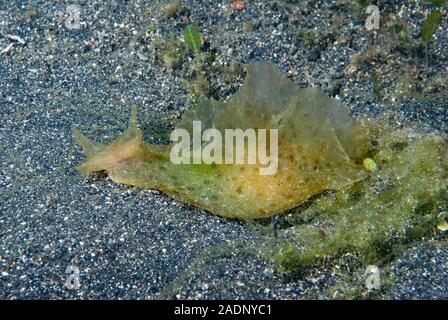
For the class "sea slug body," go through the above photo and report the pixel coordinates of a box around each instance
[73,61,372,219]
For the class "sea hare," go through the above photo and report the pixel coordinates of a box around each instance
[73,61,372,219]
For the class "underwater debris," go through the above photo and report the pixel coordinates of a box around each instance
[231,1,247,10]
[0,43,14,55]
[437,211,448,231]
[73,61,373,219]
[370,70,382,100]
[183,25,201,54]
[158,1,185,20]
[365,265,381,291]
[363,157,378,171]
[153,34,188,70]
[4,34,26,45]
[421,9,442,45]
[272,133,448,271]
[421,9,443,70]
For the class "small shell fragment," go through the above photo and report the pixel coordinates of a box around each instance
[363,157,378,171]
[231,1,246,10]
[137,51,148,61]
[437,212,448,231]
[0,43,14,54]
[6,34,26,45]
[365,265,381,290]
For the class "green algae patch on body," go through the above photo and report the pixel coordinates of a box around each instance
[73,61,373,219]
[272,133,448,272]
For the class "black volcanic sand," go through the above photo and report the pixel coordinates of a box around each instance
[0,0,447,299]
